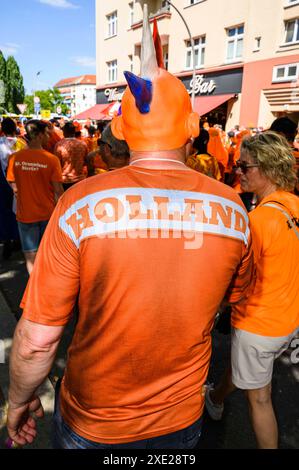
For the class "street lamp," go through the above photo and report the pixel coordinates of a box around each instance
[163,0,196,109]
[33,71,42,118]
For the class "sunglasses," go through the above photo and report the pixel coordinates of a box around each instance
[98,140,112,149]
[235,160,259,174]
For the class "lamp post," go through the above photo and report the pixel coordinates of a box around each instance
[164,0,196,109]
[33,71,42,118]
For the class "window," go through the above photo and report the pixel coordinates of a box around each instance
[284,18,299,43]
[128,55,133,72]
[129,2,134,26]
[254,36,261,50]
[185,36,205,70]
[226,25,244,62]
[163,47,169,70]
[272,62,299,82]
[107,60,118,83]
[107,11,117,38]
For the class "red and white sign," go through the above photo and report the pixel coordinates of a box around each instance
[17,104,27,114]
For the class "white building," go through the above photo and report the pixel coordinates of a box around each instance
[54,75,97,117]
[95,0,299,129]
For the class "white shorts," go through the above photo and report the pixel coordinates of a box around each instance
[231,326,299,390]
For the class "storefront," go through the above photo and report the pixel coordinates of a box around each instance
[178,66,243,129]
[96,66,243,130]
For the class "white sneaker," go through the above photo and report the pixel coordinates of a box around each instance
[205,384,224,421]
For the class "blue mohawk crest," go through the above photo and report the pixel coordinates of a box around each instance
[124,71,153,114]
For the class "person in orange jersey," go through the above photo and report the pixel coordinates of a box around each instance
[86,124,129,176]
[43,121,62,154]
[84,125,98,153]
[6,120,64,274]
[54,121,88,190]
[207,126,228,179]
[205,132,299,449]
[186,127,221,180]
[6,6,254,449]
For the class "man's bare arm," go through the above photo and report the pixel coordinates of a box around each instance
[7,318,64,445]
[52,181,64,203]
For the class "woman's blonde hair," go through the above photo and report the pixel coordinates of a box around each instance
[241,131,297,191]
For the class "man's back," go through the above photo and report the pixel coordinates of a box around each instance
[6,148,62,223]
[54,137,88,184]
[22,166,253,444]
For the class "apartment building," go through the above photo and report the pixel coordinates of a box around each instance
[95,0,299,129]
[54,75,97,117]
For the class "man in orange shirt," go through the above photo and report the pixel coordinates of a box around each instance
[7,120,64,274]
[6,7,254,449]
[54,121,88,191]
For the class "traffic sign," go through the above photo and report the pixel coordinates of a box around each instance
[34,96,40,104]
[56,106,62,114]
[17,104,27,114]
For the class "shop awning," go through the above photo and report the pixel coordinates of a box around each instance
[193,94,236,116]
[72,104,112,120]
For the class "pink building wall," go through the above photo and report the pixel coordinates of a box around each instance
[240,54,299,127]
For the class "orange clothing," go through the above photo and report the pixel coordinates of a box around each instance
[44,129,62,154]
[207,128,228,170]
[232,190,299,337]
[6,149,62,223]
[21,167,253,444]
[186,152,221,180]
[54,138,88,184]
[85,136,98,153]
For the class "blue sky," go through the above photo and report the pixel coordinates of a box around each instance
[0,0,96,95]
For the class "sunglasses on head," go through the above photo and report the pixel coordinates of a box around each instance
[235,160,259,174]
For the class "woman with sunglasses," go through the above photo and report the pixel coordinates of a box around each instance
[205,131,299,449]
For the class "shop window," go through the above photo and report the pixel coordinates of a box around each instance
[185,36,205,70]
[107,60,118,83]
[226,25,244,62]
[284,18,299,43]
[272,63,299,82]
[107,11,117,38]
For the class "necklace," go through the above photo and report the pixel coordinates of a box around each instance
[130,158,186,167]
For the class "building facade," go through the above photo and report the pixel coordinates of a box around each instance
[95,0,299,129]
[54,75,97,117]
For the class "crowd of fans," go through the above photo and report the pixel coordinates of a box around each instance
[0,114,298,268]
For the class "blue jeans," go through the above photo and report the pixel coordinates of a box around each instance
[52,381,203,449]
[18,220,48,252]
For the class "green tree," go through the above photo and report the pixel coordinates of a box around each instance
[0,51,7,111]
[6,56,25,113]
[24,88,68,115]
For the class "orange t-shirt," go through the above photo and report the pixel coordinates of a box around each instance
[21,166,254,444]
[6,149,62,223]
[232,190,299,337]
[54,138,88,184]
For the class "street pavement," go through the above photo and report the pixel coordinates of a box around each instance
[0,244,298,449]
